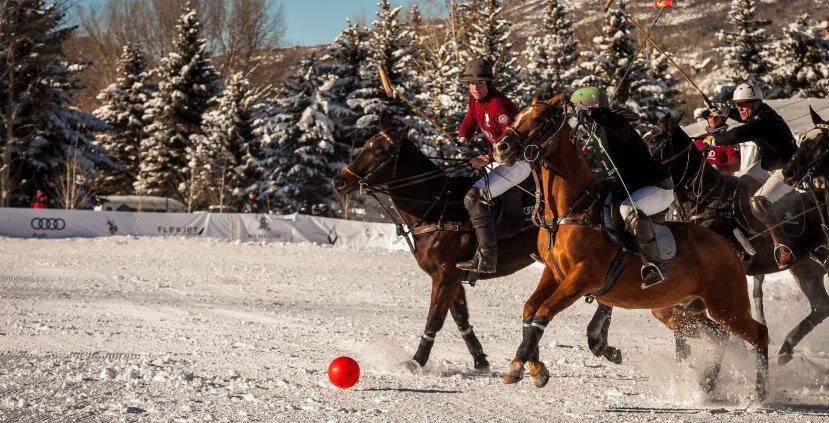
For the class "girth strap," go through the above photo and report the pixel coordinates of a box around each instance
[411,222,472,235]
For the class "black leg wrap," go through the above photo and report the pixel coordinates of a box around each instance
[517,316,549,361]
[459,326,485,356]
[520,317,540,362]
[412,332,436,367]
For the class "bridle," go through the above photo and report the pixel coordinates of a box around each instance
[342,130,403,194]
[499,101,568,164]
[790,123,829,187]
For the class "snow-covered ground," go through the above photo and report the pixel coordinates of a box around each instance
[1,237,828,422]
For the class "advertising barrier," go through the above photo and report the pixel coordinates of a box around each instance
[0,208,409,251]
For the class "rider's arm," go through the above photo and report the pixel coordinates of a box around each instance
[458,102,478,142]
[713,116,765,146]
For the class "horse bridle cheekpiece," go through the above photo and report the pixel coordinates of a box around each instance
[343,130,401,195]
[503,101,566,163]
[792,123,829,186]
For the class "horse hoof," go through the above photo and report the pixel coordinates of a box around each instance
[473,355,490,372]
[403,359,422,374]
[501,359,525,384]
[605,347,623,365]
[530,362,549,388]
[777,343,794,366]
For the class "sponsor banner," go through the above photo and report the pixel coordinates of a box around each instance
[0,208,409,251]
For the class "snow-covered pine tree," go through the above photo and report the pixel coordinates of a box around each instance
[93,43,153,196]
[636,48,683,125]
[137,7,221,211]
[574,3,643,105]
[715,0,773,100]
[517,0,579,102]
[767,14,829,98]
[350,0,420,143]
[0,0,112,208]
[466,0,518,97]
[197,73,259,210]
[258,54,339,216]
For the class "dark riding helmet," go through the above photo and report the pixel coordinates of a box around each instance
[460,58,494,82]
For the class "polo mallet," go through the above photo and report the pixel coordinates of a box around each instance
[609,4,667,104]
[733,205,820,256]
[618,9,715,109]
[378,67,454,142]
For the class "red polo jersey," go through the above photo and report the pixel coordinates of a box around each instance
[458,87,519,154]
[693,134,741,175]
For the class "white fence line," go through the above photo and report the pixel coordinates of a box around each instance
[0,208,409,251]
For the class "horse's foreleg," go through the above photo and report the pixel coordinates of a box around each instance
[408,274,462,372]
[504,277,586,388]
[752,275,767,325]
[587,303,622,364]
[449,285,489,372]
[780,261,829,365]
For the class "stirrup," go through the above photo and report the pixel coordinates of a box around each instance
[810,245,829,268]
[640,263,667,289]
[773,244,795,269]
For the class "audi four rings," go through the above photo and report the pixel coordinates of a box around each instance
[31,217,66,230]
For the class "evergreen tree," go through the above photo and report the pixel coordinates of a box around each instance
[574,3,642,104]
[197,73,259,210]
[715,0,773,100]
[258,55,338,216]
[517,0,579,102]
[93,43,153,195]
[768,14,829,98]
[466,0,518,96]
[636,48,683,125]
[350,0,420,141]
[137,7,220,211]
[0,0,111,207]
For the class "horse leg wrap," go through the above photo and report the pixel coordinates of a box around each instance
[521,317,540,362]
[517,316,549,361]
[412,331,437,367]
[458,325,485,356]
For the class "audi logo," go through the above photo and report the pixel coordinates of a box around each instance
[31,218,66,230]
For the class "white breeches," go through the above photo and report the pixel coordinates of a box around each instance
[472,160,532,199]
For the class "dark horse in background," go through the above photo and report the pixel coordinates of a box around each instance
[332,115,539,373]
[614,113,829,365]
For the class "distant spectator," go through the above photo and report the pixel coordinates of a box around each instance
[242,191,263,213]
[32,190,48,209]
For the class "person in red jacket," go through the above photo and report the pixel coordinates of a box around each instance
[32,190,48,209]
[693,104,741,175]
[455,58,527,274]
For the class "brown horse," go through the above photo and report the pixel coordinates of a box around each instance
[332,115,539,373]
[492,94,769,400]
[783,106,829,186]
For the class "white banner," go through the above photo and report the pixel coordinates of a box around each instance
[0,208,408,251]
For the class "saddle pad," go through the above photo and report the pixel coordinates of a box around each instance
[653,223,676,261]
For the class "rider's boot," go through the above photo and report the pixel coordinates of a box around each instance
[457,188,497,274]
[626,213,668,289]
[750,196,795,269]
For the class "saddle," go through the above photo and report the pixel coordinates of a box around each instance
[601,183,677,261]
[490,176,538,239]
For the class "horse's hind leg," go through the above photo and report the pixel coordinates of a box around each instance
[587,303,622,364]
[704,291,770,401]
[407,272,464,372]
[752,275,767,325]
[780,260,829,365]
[449,285,489,372]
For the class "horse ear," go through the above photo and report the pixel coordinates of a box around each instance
[379,112,392,132]
[531,91,543,102]
[810,105,825,125]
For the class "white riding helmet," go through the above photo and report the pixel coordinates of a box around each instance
[732,82,763,102]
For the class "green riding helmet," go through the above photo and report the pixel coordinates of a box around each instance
[570,87,610,112]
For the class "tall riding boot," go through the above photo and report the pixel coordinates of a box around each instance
[457,189,498,273]
[749,196,795,269]
[626,213,668,289]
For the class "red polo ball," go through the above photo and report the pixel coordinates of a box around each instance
[328,356,360,388]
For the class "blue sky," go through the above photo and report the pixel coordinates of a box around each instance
[74,0,417,47]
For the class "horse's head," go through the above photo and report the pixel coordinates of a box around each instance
[492,92,566,166]
[782,106,829,186]
[333,114,407,195]
[642,112,686,161]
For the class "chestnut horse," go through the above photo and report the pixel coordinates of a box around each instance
[492,94,769,400]
[635,113,829,365]
[332,115,539,373]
